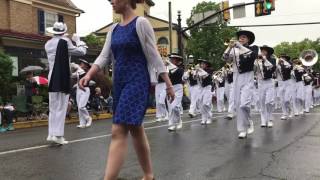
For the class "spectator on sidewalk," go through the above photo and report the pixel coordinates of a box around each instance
[91,87,104,112]
[0,104,15,132]
[24,72,38,111]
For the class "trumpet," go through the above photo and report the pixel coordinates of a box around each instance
[163,58,178,73]
[194,64,209,78]
[212,70,224,83]
[224,38,238,47]
[254,56,265,79]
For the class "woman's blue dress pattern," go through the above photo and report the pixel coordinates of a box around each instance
[111,17,150,126]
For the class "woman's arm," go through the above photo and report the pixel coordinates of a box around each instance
[78,64,100,90]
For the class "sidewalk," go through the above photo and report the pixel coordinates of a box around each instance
[13,109,156,130]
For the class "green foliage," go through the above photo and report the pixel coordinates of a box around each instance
[0,50,14,100]
[83,34,105,49]
[274,38,320,71]
[186,1,238,70]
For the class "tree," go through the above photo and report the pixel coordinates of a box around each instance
[0,50,14,100]
[274,38,320,71]
[83,34,105,49]
[186,1,238,70]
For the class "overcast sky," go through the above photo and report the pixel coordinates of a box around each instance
[72,0,320,47]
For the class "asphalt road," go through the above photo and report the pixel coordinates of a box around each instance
[1,108,320,180]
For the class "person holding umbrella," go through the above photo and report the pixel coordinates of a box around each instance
[45,22,87,145]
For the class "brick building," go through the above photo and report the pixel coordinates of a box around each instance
[0,0,85,76]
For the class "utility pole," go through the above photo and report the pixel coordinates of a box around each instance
[177,10,183,57]
[169,1,173,54]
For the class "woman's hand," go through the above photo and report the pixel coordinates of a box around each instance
[78,75,91,91]
[166,86,175,103]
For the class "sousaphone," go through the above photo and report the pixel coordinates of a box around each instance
[300,49,318,67]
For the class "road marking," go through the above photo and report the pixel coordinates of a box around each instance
[0,115,225,156]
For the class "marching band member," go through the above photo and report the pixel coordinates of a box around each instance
[223,30,258,139]
[313,72,320,106]
[255,45,276,128]
[183,65,200,118]
[155,62,168,122]
[45,22,87,145]
[197,59,214,125]
[292,58,306,116]
[213,70,226,113]
[71,59,93,128]
[167,54,185,131]
[303,69,314,113]
[224,63,235,119]
[277,55,294,120]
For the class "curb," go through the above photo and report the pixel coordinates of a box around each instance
[13,109,156,130]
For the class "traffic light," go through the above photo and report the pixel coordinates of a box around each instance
[255,0,275,17]
[221,1,230,22]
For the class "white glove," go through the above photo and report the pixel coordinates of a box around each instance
[72,34,80,44]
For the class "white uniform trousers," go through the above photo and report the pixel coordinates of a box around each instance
[76,87,91,126]
[276,80,284,110]
[314,88,320,105]
[168,84,183,126]
[155,83,168,119]
[234,72,254,132]
[216,87,225,112]
[258,79,275,125]
[200,85,212,122]
[199,85,213,122]
[48,92,69,137]
[188,84,200,115]
[280,79,294,116]
[293,81,305,114]
[252,87,260,112]
[225,82,235,115]
[304,85,313,112]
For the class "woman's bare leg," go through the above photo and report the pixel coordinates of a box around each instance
[104,124,129,180]
[129,126,154,180]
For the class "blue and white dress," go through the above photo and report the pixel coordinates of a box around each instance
[111,17,150,126]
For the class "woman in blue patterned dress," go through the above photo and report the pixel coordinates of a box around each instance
[79,0,175,179]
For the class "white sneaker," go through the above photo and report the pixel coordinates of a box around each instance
[53,137,68,145]
[238,132,247,139]
[260,123,267,128]
[294,113,299,116]
[176,123,183,130]
[77,124,86,128]
[188,113,196,118]
[206,119,212,124]
[247,120,254,134]
[299,111,304,115]
[310,105,314,109]
[86,117,93,127]
[46,135,53,142]
[227,113,234,119]
[155,118,162,122]
[280,115,287,120]
[267,121,273,128]
[289,114,293,118]
[201,120,206,125]
[168,126,176,131]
